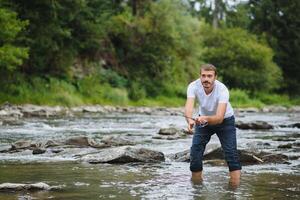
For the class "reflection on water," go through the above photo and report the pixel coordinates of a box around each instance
[0,112,300,199]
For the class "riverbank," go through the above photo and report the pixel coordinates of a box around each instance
[1,102,300,120]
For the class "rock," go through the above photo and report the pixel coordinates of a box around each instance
[80,146,165,163]
[101,136,135,147]
[168,144,220,162]
[158,128,181,135]
[291,123,300,128]
[204,147,289,165]
[152,135,182,140]
[1,119,24,126]
[51,149,64,153]
[262,106,287,113]
[273,138,296,142]
[288,106,300,113]
[236,108,259,113]
[45,140,62,148]
[11,140,32,150]
[235,121,273,130]
[32,148,46,154]
[20,104,66,117]
[65,136,94,147]
[168,149,190,162]
[170,146,289,165]
[0,182,61,191]
[278,143,293,149]
[0,108,23,119]
[153,128,187,140]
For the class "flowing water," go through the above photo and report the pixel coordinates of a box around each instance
[0,112,299,199]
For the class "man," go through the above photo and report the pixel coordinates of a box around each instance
[184,64,241,187]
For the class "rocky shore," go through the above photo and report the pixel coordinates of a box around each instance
[1,102,300,120]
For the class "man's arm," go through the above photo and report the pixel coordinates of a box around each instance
[184,97,195,132]
[196,103,227,125]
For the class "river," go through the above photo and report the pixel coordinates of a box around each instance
[0,112,299,199]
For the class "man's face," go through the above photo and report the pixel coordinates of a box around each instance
[200,70,216,89]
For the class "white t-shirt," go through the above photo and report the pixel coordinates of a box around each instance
[187,79,234,118]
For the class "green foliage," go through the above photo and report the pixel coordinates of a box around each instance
[254,92,291,106]
[230,89,264,108]
[249,0,300,95]
[107,0,203,97]
[202,26,282,92]
[128,81,146,101]
[4,0,114,75]
[0,7,28,72]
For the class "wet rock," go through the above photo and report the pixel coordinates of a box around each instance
[278,143,293,149]
[0,103,23,119]
[20,104,66,117]
[11,140,32,150]
[236,107,259,113]
[288,106,300,113]
[168,144,220,162]
[51,149,64,153]
[0,182,62,191]
[235,121,273,130]
[80,146,165,163]
[291,123,300,128]
[170,146,289,165]
[152,135,182,140]
[153,128,187,140]
[168,149,190,162]
[65,136,96,147]
[204,148,289,165]
[158,128,180,135]
[293,142,300,147]
[1,119,24,126]
[262,106,287,113]
[273,138,296,142]
[101,136,135,147]
[45,140,63,148]
[279,123,300,128]
[32,148,46,155]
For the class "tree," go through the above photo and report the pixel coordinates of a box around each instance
[249,0,300,95]
[4,0,114,77]
[0,6,28,73]
[202,26,282,92]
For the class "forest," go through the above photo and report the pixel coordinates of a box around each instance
[0,0,299,107]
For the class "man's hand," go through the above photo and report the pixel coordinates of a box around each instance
[187,119,195,134]
[195,116,208,126]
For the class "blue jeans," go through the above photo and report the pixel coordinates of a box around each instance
[190,116,241,172]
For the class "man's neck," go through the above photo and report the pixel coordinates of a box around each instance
[204,87,213,95]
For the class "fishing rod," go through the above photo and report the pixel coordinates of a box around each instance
[180,115,208,127]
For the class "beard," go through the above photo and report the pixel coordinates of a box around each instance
[202,81,212,88]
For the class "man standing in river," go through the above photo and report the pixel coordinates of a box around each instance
[184,64,241,187]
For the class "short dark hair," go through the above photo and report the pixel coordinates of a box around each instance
[200,64,217,76]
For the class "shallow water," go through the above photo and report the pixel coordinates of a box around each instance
[0,112,299,199]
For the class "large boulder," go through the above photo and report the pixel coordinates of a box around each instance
[169,147,289,165]
[235,121,273,130]
[80,146,165,164]
[204,148,289,165]
[168,144,220,162]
